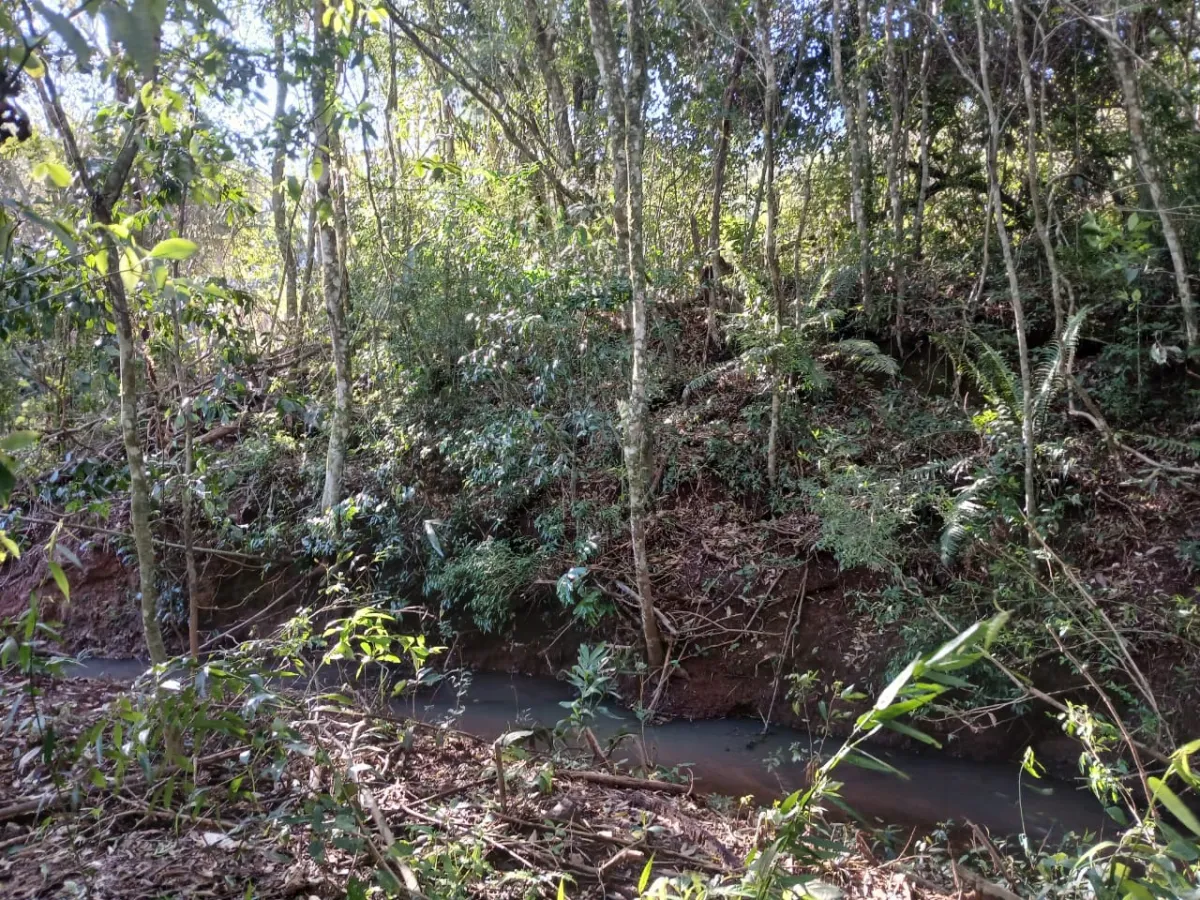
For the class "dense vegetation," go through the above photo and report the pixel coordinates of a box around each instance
[2,0,1200,895]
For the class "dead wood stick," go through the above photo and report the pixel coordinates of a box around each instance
[414,776,492,804]
[360,784,424,897]
[493,741,508,812]
[584,726,614,773]
[17,514,273,563]
[561,770,690,794]
[491,811,728,874]
[598,845,644,876]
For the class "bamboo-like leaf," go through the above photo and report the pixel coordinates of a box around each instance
[148,238,199,260]
[1150,776,1200,837]
[47,561,70,602]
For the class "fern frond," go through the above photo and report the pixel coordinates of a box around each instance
[1032,307,1089,427]
[940,475,994,564]
[965,333,1020,417]
[1134,433,1200,460]
[822,339,901,376]
[681,359,739,402]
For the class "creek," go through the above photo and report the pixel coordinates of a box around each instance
[68,659,1108,841]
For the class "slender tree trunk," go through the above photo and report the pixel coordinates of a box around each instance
[855,0,874,315]
[103,235,169,664]
[1014,0,1064,338]
[974,0,1037,537]
[36,32,171,678]
[1106,7,1197,348]
[313,0,352,511]
[521,0,576,168]
[833,0,871,314]
[884,0,905,335]
[167,206,199,659]
[704,36,748,352]
[586,0,663,667]
[912,0,935,262]
[299,199,316,327]
[756,0,783,490]
[794,166,813,327]
[271,31,298,323]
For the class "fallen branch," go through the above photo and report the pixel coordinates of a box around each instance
[17,514,274,563]
[562,770,691,795]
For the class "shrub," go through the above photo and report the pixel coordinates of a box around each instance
[424,537,541,633]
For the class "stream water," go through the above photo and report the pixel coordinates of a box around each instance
[67,659,1109,841]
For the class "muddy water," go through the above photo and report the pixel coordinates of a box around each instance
[69,660,1108,840]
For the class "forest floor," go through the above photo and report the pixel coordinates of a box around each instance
[0,672,973,899]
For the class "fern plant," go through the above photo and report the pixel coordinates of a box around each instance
[933,309,1089,563]
[683,267,898,405]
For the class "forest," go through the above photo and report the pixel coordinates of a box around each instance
[1,0,1200,895]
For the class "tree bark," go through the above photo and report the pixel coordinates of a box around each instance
[973,0,1037,538]
[167,234,200,659]
[855,0,874,315]
[833,0,871,314]
[42,69,171,666]
[704,36,748,352]
[884,0,906,335]
[586,0,663,668]
[313,0,352,511]
[271,31,298,323]
[104,234,169,665]
[756,0,783,490]
[912,0,936,262]
[1105,5,1197,349]
[521,0,576,168]
[1013,0,1065,338]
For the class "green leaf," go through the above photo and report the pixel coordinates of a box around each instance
[33,1,95,70]
[1150,777,1200,837]
[0,531,19,561]
[881,718,941,747]
[637,853,654,893]
[287,175,303,202]
[148,238,198,260]
[310,157,324,182]
[0,459,15,505]
[495,730,535,748]
[32,161,72,188]
[48,561,70,602]
[0,431,39,452]
[556,878,566,900]
[22,53,46,78]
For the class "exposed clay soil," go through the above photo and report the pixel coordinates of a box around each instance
[0,545,146,658]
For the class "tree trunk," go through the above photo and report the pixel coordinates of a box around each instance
[299,199,316,327]
[313,0,352,511]
[1013,0,1064,338]
[855,0,874,315]
[704,36,748,352]
[884,0,905,335]
[974,0,1037,538]
[912,0,935,262]
[833,0,871,314]
[168,263,200,659]
[756,0,783,490]
[34,28,171,674]
[586,0,663,668]
[271,31,298,323]
[1106,7,1197,349]
[105,234,169,665]
[521,0,576,169]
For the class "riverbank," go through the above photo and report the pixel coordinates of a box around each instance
[62,659,1110,839]
[0,669,982,900]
